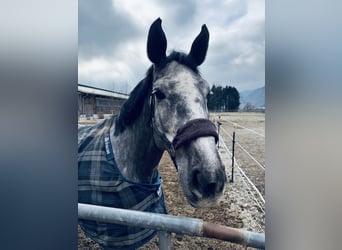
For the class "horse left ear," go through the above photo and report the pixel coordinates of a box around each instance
[147,18,167,64]
[188,25,209,66]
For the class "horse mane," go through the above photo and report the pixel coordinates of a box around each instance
[115,51,200,135]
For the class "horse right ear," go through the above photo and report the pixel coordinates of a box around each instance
[147,18,167,64]
[188,24,209,66]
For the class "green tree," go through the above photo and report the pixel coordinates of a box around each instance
[223,86,240,111]
[208,85,240,112]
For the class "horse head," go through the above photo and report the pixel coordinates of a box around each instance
[147,18,227,207]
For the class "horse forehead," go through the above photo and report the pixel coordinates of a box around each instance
[157,62,207,91]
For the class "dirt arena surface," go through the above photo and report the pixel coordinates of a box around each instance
[213,112,265,197]
[78,112,265,249]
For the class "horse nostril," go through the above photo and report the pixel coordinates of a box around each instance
[205,182,217,195]
[192,170,200,190]
[191,170,219,197]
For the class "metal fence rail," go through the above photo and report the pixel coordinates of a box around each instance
[78,203,265,249]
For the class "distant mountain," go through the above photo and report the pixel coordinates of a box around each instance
[239,86,265,109]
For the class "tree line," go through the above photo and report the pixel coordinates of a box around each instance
[207,85,240,112]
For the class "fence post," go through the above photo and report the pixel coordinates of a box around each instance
[158,231,171,250]
[217,121,222,148]
[230,131,236,183]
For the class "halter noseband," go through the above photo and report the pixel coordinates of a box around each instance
[150,91,218,170]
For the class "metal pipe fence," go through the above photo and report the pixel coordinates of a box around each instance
[78,203,265,249]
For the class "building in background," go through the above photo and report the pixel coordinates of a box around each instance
[78,84,129,118]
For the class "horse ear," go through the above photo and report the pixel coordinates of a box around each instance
[147,18,167,64]
[188,25,209,66]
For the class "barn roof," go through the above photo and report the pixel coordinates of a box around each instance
[78,84,129,100]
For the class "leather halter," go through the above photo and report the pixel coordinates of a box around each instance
[150,91,218,170]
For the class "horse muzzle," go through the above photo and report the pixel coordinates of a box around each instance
[172,124,227,208]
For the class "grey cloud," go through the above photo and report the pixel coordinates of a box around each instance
[79,1,264,93]
[79,0,141,60]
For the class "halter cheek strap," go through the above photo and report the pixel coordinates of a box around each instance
[150,93,176,157]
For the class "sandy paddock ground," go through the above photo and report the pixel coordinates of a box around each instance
[213,112,265,197]
[78,112,265,249]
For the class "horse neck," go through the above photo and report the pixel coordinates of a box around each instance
[111,102,164,184]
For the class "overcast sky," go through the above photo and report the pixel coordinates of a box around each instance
[78,0,264,93]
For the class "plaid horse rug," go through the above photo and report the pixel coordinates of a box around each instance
[78,117,167,249]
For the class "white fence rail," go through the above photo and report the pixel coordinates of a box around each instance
[78,203,265,249]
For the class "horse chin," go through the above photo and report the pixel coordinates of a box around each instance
[177,160,226,208]
[186,192,224,208]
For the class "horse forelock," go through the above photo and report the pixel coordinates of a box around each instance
[115,52,201,135]
[161,51,199,74]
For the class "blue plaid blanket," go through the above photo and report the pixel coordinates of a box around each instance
[78,116,167,249]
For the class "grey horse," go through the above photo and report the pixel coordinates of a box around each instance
[78,18,227,249]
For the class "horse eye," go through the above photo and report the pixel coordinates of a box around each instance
[155,89,166,100]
